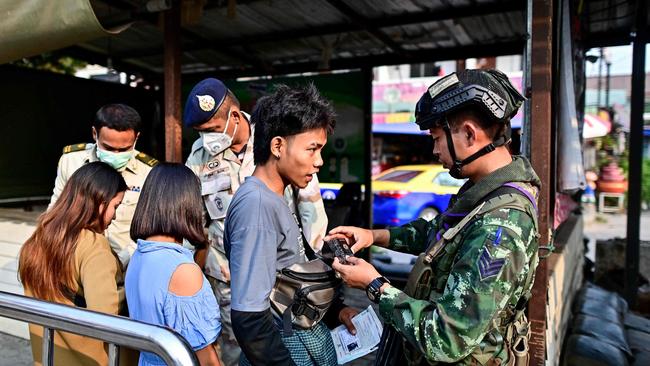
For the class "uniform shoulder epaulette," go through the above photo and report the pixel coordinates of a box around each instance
[62,143,91,154]
[135,152,159,167]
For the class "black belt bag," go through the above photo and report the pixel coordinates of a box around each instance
[270,258,341,335]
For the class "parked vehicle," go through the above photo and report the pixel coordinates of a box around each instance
[372,164,465,226]
[319,165,465,283]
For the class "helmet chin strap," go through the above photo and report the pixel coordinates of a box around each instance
[441,119,510,179]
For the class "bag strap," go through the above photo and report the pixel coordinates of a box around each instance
[425,183,538,264]
[292,186,317,261]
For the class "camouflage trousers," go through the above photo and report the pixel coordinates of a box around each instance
[208,276,241,366]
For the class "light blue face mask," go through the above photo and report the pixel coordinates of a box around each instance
[96,147,134,170]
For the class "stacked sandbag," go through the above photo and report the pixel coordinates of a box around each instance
[562,284,650,366]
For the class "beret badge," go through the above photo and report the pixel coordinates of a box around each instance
[197,94,216,112]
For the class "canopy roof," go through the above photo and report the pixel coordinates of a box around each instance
[49,0,641,79]
[87,0,526,77]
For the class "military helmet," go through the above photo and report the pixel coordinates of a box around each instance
[415,69,526,130]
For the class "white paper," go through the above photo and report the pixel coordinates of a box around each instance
[330,305,383,364]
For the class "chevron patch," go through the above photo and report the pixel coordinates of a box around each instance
[477,246,505,281]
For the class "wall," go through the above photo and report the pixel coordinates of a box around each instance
[545,213,585,365]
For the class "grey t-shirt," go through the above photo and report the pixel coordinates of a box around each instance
[224,176,307,312]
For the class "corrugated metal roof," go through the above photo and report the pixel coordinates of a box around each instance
[73,0,643,78]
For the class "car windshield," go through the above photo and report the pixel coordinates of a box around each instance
[433,171,466,187]
[376,170,423,182]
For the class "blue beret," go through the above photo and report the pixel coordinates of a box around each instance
[183,78,228,127]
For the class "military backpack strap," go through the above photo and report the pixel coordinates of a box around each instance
[135,152,159,167]
[62,143,91,154]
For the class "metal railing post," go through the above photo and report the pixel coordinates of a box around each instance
[0,291,198,366]
[42,327,54,366]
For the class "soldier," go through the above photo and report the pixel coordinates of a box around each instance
[329,69,540,365]
[49,104,158,269]
[183,78,328,366]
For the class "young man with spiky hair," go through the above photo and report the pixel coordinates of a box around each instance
[224,84,357,366]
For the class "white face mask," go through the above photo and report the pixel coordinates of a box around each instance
[200,109,238,156]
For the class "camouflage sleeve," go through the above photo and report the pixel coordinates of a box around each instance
[379,209,537,363]
[386,217,439,255]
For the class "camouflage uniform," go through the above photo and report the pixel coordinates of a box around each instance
[378,156,540,365]
[185,117,328,366]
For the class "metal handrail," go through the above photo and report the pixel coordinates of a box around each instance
[0,291,198,366]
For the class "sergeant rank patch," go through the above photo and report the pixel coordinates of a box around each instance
[477,246,505,281]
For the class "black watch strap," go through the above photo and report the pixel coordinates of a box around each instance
[366,276,390,303]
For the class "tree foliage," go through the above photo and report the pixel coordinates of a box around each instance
[12,54,87,75]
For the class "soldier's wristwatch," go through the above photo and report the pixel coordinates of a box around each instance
[366,276,390,303]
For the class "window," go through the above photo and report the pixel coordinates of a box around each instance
[433,171,466,187]
[376,170,423,183]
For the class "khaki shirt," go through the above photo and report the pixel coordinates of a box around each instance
[185,118,328,282]
[49,143,157,268]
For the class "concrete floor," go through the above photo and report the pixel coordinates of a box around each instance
[0,332,31,366]
[1,207,648,365]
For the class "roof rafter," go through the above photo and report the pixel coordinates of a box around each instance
[114,0,523,59]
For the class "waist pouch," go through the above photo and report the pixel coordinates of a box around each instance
[270,259,341,335]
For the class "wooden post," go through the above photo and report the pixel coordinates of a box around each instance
[625,0,647,308]
[455,59,466,72]
[164,2,182,162]
[528,0,554,364]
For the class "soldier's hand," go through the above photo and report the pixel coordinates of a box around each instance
[338,307,359,335]
[332,256,380,289]
[325,226,374,253]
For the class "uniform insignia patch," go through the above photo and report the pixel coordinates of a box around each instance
[130,186,141,192]
[135,152,159,167]
[207,160,220,170]
[197,94,215,112]
[428,73,460,99]
[477,246,505,281]
[62,143,90,154]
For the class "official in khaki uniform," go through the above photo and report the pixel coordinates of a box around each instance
[49,104,158,269]
[183,78,328,366]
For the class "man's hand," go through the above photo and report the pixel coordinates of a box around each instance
[332,257,381,290]
[338,307,359,335]
[325,226,374,253]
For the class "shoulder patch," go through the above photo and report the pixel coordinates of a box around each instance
[135,152,159,167]
[477,246,505,281]
[62,143,91,154]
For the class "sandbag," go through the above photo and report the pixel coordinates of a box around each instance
[572,314,632,357]
[562,334,629,366]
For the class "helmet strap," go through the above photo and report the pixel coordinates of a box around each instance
[442,118,510,179]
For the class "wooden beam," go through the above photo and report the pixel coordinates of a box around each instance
[185,39,525,80]
[326,0,404,54]
[528,0,554,364]
[164,2,182,162]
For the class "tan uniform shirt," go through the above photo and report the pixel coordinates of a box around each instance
[185,119,328,282]
[49,143,157,268]
[26,229,137,366]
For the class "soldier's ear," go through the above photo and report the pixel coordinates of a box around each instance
[92,127,98,141]
[463,122,477,147]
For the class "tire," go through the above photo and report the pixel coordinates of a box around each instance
[418,207,439,221]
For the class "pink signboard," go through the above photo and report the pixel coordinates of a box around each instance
[373,75,523,134]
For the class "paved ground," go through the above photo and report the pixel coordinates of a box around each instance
[0,331,31,366]
[2,206,647,365]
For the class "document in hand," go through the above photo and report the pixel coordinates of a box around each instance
[330,305,383,364]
